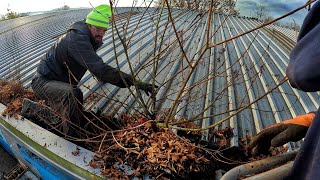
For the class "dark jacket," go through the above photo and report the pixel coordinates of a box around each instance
[286,1,320,179]
[36,20,133,87]
[287,2,320,92]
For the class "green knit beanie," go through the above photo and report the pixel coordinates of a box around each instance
[86,5,112,28]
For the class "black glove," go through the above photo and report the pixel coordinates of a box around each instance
[136,81,158,96]
[246,113,315,155]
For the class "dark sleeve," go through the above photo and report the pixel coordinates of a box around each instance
[68,34,133,88]
[286,1,320,92]
[287,109,320,179]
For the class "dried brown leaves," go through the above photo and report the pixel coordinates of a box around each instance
[0,79,38,118]
[212,126,234,147]
[89,121,213,179]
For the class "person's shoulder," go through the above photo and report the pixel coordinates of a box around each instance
[69,20,90,36]
[297,1,320,41]
[69,27,90,42]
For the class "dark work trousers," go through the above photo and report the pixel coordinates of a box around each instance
[31,75,84,138]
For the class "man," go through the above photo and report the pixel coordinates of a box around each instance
[24,5,156,138]
[247,1,320,178]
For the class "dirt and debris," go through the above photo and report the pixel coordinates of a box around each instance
[176,121,203,144]
[239,130,289,162]
[210,126,234,148]
[84,92,101,104]
[88,120,215,179]
[0,79,40,118]
[0,79,289,179]
[72,147,80,156]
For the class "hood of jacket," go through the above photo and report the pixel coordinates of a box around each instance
[69,20,103,50]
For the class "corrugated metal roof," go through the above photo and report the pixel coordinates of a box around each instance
[0,8,318,150]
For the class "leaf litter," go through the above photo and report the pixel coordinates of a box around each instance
[0,79,288,179]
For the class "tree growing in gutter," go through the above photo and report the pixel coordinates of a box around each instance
[0,0,310,142]
[77,0,312,137]
[0,0,316,177]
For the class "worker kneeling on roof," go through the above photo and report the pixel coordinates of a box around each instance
[22,5,157,138]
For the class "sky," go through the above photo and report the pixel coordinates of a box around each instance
[235,0,310,25]
[0,0,152,15]
[0,0,311,25]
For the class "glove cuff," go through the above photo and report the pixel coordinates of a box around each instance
[282,112,315,127]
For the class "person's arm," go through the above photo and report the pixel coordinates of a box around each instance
[68,33,158,95]
[286,2,320,92]
[68,34,133,88]
[246,112,315,155]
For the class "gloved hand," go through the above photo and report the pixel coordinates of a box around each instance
[135,81,158,96]
[246,112,315,155]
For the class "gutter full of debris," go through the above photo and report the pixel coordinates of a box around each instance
[0,79,298,179]
[0,101,298,179]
